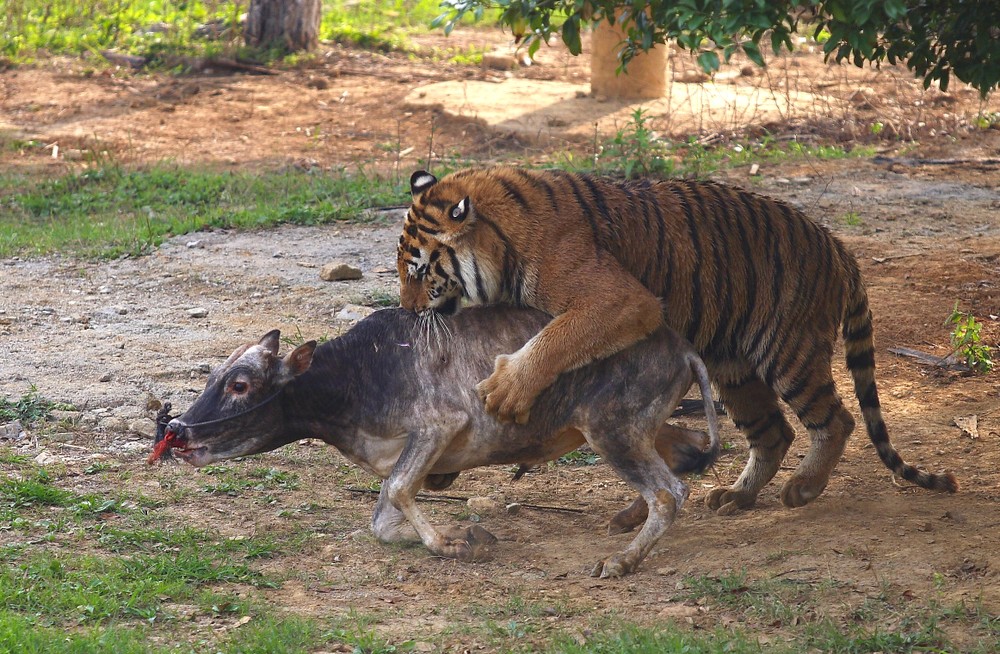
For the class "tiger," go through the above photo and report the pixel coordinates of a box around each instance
[396,166,958,513]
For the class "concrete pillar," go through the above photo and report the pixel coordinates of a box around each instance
[590,14,669,99]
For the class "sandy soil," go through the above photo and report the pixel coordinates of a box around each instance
[1,29,999,650]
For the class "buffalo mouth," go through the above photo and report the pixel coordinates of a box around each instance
[171,443,211,467]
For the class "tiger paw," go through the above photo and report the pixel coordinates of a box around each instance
[705,487,758,516]
[779,476,827,508]
[476,355,540,424]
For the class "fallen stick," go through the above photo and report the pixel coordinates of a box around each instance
[888,346,970,372]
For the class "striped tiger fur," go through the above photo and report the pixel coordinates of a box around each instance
[396,166,957,512]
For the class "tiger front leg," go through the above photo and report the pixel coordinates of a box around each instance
[476,349,557,425]
[477,280,664,424]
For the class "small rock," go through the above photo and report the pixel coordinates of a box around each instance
[34,450,62,466]
[335,304,376,322]
[467,496,498,515]
[99,372,113,382]
[505,502,522,515]
[187,307,209,318]
[656,566,679,576]
[185,240,203,248]
[128,419,155,439]
[0,420,25,441]
[118,440,150,455]
[320,544,341,561]
[320,262,363,282]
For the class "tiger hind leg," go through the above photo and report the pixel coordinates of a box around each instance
[778,370,856,508]
[706,375,795,515]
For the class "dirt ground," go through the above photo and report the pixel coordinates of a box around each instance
[1,29,1000,649]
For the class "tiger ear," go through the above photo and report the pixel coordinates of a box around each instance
[410,170,438,200]
[448,196,471,222]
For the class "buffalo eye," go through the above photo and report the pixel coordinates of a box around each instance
[231,381,249,395]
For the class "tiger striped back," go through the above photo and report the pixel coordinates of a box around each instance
[398,167,957,511]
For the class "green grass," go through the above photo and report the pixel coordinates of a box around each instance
[0,0,499,65]
[1,450,997,653]
[199,466,300,496]
[0,164,406,258]
[1,0,245,64]
[0,386,60,425]
[588,130,875,180]
[0,132,879,260]
[322,0,498,53]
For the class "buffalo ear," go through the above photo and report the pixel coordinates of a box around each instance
[410,170,437,199]
[259,330,281,356]
[284,341,316,377]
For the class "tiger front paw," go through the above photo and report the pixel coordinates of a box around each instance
[475,355,539,425]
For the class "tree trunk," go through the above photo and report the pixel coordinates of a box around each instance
[245,0,321,52]
[591,14,669,99]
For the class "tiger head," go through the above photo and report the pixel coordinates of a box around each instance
[397,170,495,316]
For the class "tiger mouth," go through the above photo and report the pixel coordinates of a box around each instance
[435,296,461,316]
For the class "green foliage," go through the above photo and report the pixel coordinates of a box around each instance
[0,386,55,425]
[838,211,863,227]
[436,1,1000,96]
[557,449,600,466]
[0,0,245,64]
[601,108,675,179]
[0,551,275,624]
[945,302,994,373]
[587,117,872,179]
[324,0,493,52]
[359,289,402,308]
[0,165,406,258]
[200,467,300,496]
[550,625,764,653]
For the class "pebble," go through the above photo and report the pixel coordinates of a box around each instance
[320,262,363,282]
[117,440,150,455]
[0,420,25,441]
[187,307,209,318]
[34,450,62,466]
[99,372,113,382]
[128,419,155,439]
[505,502,522,515]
